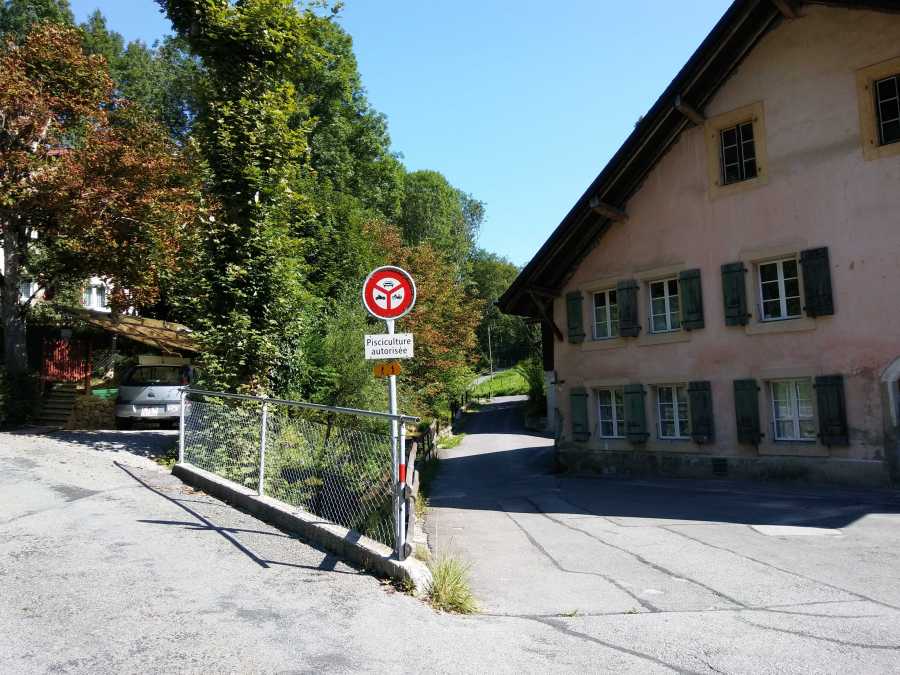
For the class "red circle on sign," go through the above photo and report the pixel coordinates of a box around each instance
[362,266,417,320]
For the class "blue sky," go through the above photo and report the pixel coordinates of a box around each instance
[70,0,732,266]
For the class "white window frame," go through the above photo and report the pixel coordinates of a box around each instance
[649,277,681,334]
[592,289,619,340]
[82,284,110,311]
[770,378,816,442]
[596,387,625,438]
[656,384,690,439]
[18,279,36,303]
[757,257,802,322]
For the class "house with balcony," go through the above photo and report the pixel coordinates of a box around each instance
[499,0,900,486]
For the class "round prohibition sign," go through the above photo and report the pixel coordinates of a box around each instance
[362,265,417,320]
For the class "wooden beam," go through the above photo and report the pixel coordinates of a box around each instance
[673,95,706,125]
[771,0,799,19]
[526,284,558,299]
[527,290,564,342]
[587,196,627,222]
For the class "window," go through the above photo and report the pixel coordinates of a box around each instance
[875,74,900,146]
[82,284,110,311]
[649,278,681,333]
[18,279,36,303]
[656,384,690,439]
[770,379,816,441]
[758,258,801,321]
[592,290,619,339]
[596,387,625,438]
[720,121,757,185]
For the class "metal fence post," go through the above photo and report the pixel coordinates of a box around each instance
[178,389,186,464]
[398,421,407,559]
[258,401,268,497]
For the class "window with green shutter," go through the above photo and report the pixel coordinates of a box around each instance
[721,262,749,326]
[800,247,834,318]
[569,387,590,441]
[616,280,641,337]
[688,380,714,443]
[678,269,704,330]
[623,383,649,443]
[565,291,586,343]
[814,374,849,446]
[733,379,762,445]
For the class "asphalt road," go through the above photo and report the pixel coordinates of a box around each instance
[426,396,900,673]
[3,415,900,673]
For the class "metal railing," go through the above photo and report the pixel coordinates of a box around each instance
[177,389,418,558]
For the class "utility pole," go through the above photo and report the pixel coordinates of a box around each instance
[488,324,493,399]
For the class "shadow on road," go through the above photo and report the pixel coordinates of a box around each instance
[7,427,176,460]
[432,399,900,530]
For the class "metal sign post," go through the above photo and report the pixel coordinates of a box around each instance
[362,266,417,559]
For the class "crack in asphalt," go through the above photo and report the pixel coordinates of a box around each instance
[501,506,660,613]
[523,615,702,674]
[528,497,747,609]
[661,526,900,612]
[735,615,900,650]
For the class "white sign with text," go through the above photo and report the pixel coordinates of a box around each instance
[364,333,414,360]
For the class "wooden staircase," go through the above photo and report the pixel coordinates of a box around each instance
[36,383,78,428]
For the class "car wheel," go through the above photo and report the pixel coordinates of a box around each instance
[115,417,133,430]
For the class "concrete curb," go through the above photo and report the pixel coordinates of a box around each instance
[172,462,433,596]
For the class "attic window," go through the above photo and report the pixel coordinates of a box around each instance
[720,122,757,184]
[875,74,900,146]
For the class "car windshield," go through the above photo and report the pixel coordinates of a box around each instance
[123,366,184,387]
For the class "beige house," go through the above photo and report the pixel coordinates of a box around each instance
[500,0,900,487]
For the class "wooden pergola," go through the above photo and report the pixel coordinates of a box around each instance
[55,306,199,355]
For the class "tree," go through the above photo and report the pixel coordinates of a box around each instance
[470,248,535,368]
[365,220,479,417]
[0,24,201,373]
[398,170,481,278]
[0,0,72,38]
[80,11,202,142]
[159,0,337,393]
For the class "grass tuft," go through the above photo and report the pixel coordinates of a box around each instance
[426,555,478,614]
[437,433,464,450]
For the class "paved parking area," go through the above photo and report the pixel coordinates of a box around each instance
[2,422,900,673]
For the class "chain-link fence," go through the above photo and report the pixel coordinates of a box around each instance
[179,389,417,554]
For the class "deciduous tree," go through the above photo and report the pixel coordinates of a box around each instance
[0,24,201,373]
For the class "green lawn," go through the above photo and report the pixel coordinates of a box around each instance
[470,368,528,398]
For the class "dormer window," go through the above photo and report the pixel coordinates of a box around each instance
[875,74,900,146]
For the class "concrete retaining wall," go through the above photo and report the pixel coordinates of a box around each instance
[172,462,432,595]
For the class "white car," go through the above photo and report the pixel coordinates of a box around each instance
[115,365,199,429]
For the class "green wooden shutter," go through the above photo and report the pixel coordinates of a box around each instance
[565,291,586,344]
[616,280,641,337]
[721,262,749,326]
[679,269,705,330]
[569,387,590,441]
[800,247,834,318]
[814,375,849,446]
[623,383,648,443]
[733,379,762,445]
[688,380,714,443]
